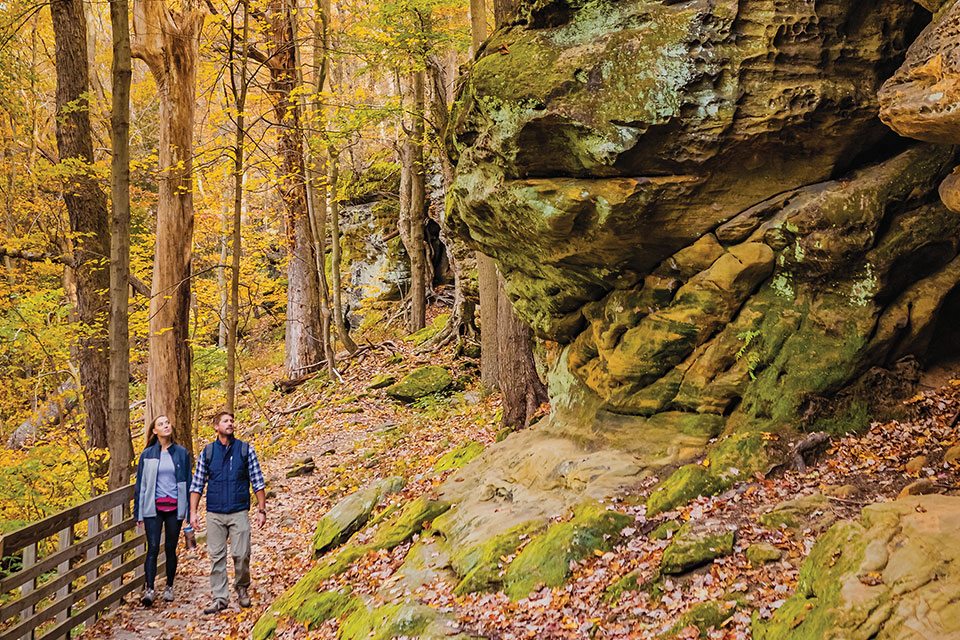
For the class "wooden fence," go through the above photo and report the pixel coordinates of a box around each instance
[0,484,163,640]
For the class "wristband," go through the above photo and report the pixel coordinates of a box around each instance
[258,508,266,515]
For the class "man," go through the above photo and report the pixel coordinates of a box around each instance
[190,411,267,613]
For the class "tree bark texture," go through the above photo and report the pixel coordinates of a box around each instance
[398,70,427,332]
[51,0,111,450]
[107,0,134,489]
[267,0,323,376]
[493,0,517,28]
[470,0,487,54]
[478,253,500,392]
[132,0,204,451]
[497,274,547,429]
[225,4,248,413]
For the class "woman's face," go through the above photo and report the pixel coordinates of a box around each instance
[153,415,172,439]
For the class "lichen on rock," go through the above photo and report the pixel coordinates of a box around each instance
[754,495,960,639]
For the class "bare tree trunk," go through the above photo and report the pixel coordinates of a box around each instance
[132,0,203,451]
[478,255,499,392]
[225,1,248,413]
[470,0,487,54]
[51,0,110,450]
[493,0,516,28]
[218,169,229,348]
[269,0,323,376]
[107,0,134,489]
[3,133,16,285]
[328,148,357,353]
[400,69,427,332]
[497,274,547,429]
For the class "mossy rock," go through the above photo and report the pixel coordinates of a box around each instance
[405,313,450,346]
[451,519,547,595]
[256,496,449,637]
[339,599,480,640]
[754,495,960,640]
[386,366,453,401]
[433,441,485,473]
[370,496,450,548]
[367,374,397,390]
[285,459,316,478]
[602,570,640,604]
[758,493,831,531]
[312,476,406,557]
[660,521,735,575]
[647,431,767,517]
[251,588,359,638]
[650,520,681,540]
[663,601,737,638]
[745,542,782,565]
[504,502,632,599]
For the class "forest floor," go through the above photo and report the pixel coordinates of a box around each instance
[77,331,960,640]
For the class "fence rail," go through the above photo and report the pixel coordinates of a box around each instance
[0,484,163,640]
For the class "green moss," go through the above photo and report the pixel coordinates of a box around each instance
[745,543,782,565]
[311,477,406,557]
[405,313,451,346]
[386,366,453,401]
[452,520,547,595]
[504,502,632,599]
[371,496,450,548]
[650,520,681,540]
[602,570,640,604]
[433,441,485,473]
[811,400,870,436]
[753,520,867,640]
[647,431,768,517]
[660,522,735,575]
[664,602,737,638]
[340,602,431,640]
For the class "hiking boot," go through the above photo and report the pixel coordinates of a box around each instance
[163,586,174,602]
[141,588,155,607]
[203,599,228,614]
[237,587,251,608]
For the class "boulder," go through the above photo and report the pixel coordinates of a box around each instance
[754,495,960,640]
[386,366,453,401]
[367,374,396,390]
[758,493,832,531]
[502,502,632,599]
[660,520,736,575]
[745,543,782,565]
[311,476,407,557]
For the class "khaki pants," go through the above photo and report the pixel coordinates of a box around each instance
[206,511,250,603]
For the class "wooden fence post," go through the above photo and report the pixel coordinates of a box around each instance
[55,527,72,638]
[18,542,36,640]
[85,513,101,610]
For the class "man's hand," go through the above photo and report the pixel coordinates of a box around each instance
[190,513,200,531]
[256,510,266,529]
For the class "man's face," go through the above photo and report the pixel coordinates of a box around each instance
[215,414,235,438]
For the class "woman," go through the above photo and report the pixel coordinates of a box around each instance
[134,415,192,606]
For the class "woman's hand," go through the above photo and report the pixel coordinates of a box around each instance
[136,521,143,530]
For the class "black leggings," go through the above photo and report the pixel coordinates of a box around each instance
[143,510,182,589]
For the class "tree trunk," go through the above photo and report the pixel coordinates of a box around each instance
[269,0,323,376]
[218,168,229,348]
[107,0,134,489]
[478,254,500,392]
[132,0,204,451]
[328,148,357,354]
[225,3,248,413]
[51,0,110,450]
[399,70,427,332]
[470,0,487,54]
[497,274,547,429]
[305,0,335,376]
[493,0,516,28]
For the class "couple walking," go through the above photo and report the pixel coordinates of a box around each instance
[133,411,267,613]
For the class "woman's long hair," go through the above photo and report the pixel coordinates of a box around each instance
[146,416,177,449]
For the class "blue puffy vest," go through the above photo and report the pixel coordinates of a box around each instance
[203,438,251,514]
